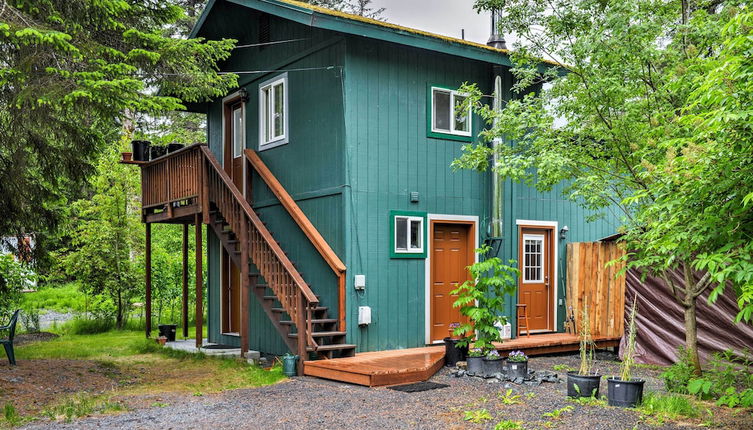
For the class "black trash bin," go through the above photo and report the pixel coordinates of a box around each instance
[158,324,177,342]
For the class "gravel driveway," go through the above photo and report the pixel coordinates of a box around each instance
[22,353,750,430]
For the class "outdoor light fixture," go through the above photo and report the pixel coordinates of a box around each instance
[239,87,249,103]
[560,225,569,240]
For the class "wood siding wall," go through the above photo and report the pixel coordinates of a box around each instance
[202,7,347,355]
[565,241,626,338]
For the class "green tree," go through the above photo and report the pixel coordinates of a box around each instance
[0,0,236,258]
[456,0,749,374]
[62,140,142,329]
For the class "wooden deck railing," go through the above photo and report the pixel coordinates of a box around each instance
[244,149,348,331]
[141,145,203,209]
[200,146,319,356]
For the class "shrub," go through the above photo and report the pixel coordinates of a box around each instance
[661,347,696,394]
[20,307,40,333]
[639,392,698,421]
[0,254,33,316]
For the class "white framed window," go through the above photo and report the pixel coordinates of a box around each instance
[258,73,288,150]
[431,87,471,137]
[522,234,545,283]
[394,215,424,254]
[232,104,243,158]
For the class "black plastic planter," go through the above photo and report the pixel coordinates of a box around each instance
[131,140,150,162]
[607,377,645,407]
[507,360,528,379]
[168,143,185,153]
[443,338,467,367]
[466,356,483,376]
[567,372,602,398]
[157,324,177,342]
[482,357,504,377]
[150,145,167,160]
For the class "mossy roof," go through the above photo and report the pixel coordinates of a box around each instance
[191,0,562,68]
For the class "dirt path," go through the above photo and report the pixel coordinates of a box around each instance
[21,353,751,430]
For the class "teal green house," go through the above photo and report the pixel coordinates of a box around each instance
[184,0,617,357]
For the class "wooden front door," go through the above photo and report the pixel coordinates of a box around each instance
[430,222,474,343]
[518,226,555,333]
[223,98,244,189]
[221,96,244,334]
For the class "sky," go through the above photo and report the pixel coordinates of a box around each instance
[370,0,493,45]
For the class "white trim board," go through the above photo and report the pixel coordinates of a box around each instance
[515,219,559,332]
[424,214,479,345]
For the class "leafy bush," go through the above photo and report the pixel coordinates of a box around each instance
[665,348,753,409]
[451,246,518,351]
[0,254,33,317]
[661,347,696,394]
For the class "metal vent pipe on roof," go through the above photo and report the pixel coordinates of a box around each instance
[487,9,507,50]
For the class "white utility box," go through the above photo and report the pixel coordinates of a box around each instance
[496,321,512,339]
[354,274,366,290]
[358,306,371,326]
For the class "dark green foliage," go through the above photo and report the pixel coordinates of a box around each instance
[661,348,697,394]
[666,348,753,409]
[0,254,32,317]
[64,317,115,335]
[0,0,236,257]
[451,246,518,351]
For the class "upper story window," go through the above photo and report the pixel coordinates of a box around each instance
[259,73,288,150]
[430,86,471,139]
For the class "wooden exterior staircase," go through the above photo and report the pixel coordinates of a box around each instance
[131,144,353,373]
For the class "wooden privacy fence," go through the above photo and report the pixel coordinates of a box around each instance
[566,242,626,338]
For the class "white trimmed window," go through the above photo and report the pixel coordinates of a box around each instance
[431,87,471,136]
[522,234,545,283]
[394,215,424,254]
[259,74,288,149]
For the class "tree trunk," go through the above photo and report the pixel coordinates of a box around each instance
[116,289,124,329]
[683,297,702,376]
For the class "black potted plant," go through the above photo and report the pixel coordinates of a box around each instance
[150,145,167,160]
[607,301,645,407]
[131,140,150,162]
[483,349,504,377]
[168,142,185,153]
[567,303,602,398]
[507,350,528,379]
[451,245,518,378]
[466,347,485,376]
[444,322,468,367]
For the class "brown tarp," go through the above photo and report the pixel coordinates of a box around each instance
[620,267,753,365]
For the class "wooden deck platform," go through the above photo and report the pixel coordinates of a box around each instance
[303,346,445,387]
[493,333,621,356]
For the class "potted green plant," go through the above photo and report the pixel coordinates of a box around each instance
[607,301,645,407]
[483,349,504,377]
[451,245,518,378]
[567,303,602,398]
[466,347,485,376]
[507,350,528,379]
[444,322,468,367]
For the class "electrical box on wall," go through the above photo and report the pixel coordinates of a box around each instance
[496,321,512,339]
[354,274,366,290]
[358,306,371,326]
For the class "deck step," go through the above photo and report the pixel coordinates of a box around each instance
[307,344,357,352]
[289,331,346,339]
[280,319,337,326]
[271,306,327,313]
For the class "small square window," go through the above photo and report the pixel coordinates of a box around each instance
[391,211,426,258]
[430,86,472,138]
[259,73,288,150]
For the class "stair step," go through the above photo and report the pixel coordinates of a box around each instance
[289,331,346,338]
[271,307,327,313]
[307,344,356,352]
[263,295,278,301]
[279,319,337,326]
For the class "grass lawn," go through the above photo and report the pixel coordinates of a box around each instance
[1,328,285,427]
[20,282,88,313]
